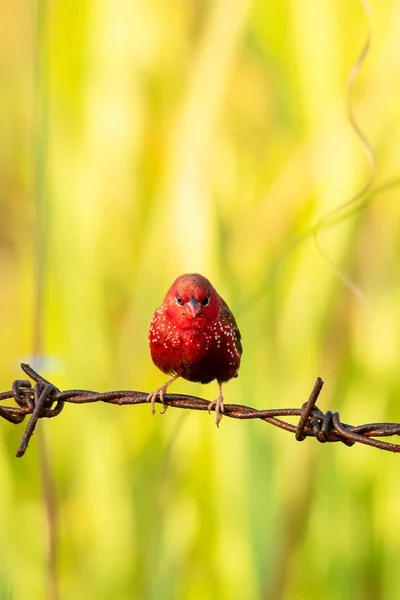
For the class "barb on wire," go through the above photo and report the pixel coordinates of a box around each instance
[1,364,400,457]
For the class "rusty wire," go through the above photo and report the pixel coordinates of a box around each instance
[1,363,400,457]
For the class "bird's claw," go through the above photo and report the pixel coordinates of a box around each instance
[146,375,180,415]
[208,393,224,427]
[146,386,168,415]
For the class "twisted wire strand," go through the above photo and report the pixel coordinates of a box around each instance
[1,364,400,457]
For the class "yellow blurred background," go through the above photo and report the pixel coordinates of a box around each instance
[1,0,400,598]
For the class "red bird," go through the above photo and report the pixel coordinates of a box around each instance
[147,273,242,425]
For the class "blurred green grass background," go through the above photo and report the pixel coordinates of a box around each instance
[1,0,400,598]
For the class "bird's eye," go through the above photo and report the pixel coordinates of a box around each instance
[202,295,210,307]
[176,295,183,305]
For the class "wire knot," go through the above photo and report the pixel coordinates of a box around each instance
[295,380,356,448]
[297,407,355,447]
[11,371,64,457]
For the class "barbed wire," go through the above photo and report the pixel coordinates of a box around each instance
[1,364,400,457]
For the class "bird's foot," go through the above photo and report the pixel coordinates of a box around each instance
[208,383,224,427]
[146,385,167,415]
[146,375,180,415]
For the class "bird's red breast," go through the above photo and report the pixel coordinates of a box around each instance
[148,274,242,385]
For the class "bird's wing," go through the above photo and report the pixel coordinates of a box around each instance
[219,299,243,356]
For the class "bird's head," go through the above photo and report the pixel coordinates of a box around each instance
[164,273,219,327]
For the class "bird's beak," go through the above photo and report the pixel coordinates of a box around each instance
[187,297,202,317]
